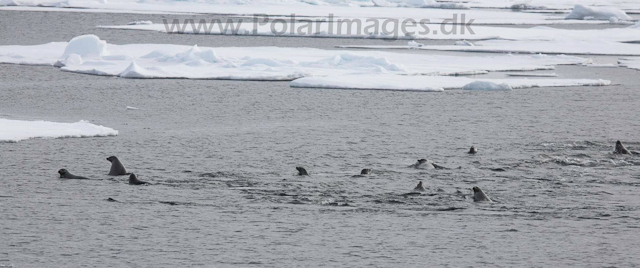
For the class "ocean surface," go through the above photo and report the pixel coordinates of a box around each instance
[1,10,640,267]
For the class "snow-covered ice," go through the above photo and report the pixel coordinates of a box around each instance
[0,118,118,142]
[445,0,639,11]
[290,75,611,91]
[338,23,640,55]
[0,0,622,25]
[102,19,639,42]
[565,4,632,21]
[618,58,640,70]
[99,15,631,41]
[0,35,596,83]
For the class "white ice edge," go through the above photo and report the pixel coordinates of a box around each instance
[506,73,558,77]
[289,75,611,91]
[0,118,119,142]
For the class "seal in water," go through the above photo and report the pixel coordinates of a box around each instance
[129,173,149,185]
[413,181,426,192]
[107,156,128,176]
[410,159,448,170]
[360,169,371,175]
[58,169,90,180]
[468,146,478,154]
[296,167,309,176]
[472,186,491,202]
[614,140,631,154]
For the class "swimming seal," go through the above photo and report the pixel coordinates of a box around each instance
[296,167,309,176]
[472,186,491,202]
[360,169,371,175]
[413,181,426,192]
[58,169,90,180]
[410,159,448,170]
[614,140,631,154]
[128,173,149,185]
[468,146,477,154]
[106,156,128,176]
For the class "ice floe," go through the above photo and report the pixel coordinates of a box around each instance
[289,75,611,91]
[99,15,627,41]
[618,58,640,70]
[100,16,639,41]
[565,4,633,21]
[446,0,639,11]
[0,35,595,82]
[0,118,118,142]
[0,0,622,25]
[339,23,640,55]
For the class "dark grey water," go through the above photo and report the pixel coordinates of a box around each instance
[1,10,640,268]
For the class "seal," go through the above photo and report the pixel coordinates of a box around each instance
[128,173,149,185]
[410,159,448,170]
[614,140,631,154]
[472,186,491,202]
[468,146,477,154]
[58,169,90,180]
[360,169,371,175]
[296,167,309,176]
[413,181,426,192]
[106,156,128,176]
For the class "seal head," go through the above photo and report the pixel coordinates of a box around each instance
[129,173,149,185]
[614,140,631,154]
[413,181,426,192]
[360,169,371,175]
[472,186,491,202]
[468,146,477,154]
[58,169,89,180]
[296,167,309,176]
[107,156,128,176]
[411,159,434,169]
